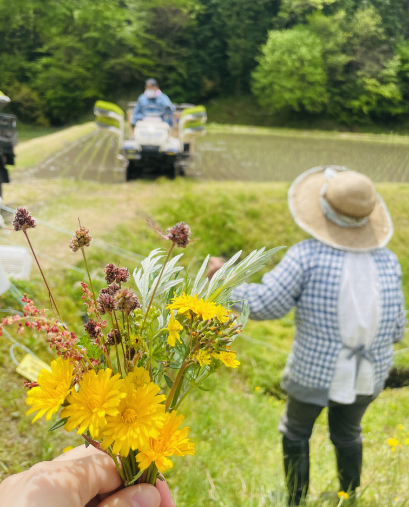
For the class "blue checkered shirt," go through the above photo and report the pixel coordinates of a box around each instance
[232,239,406,398]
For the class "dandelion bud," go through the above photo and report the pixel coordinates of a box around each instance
[166,222,191,248]
[106,329,122,346]
[69,226,92,252]
[13,207,37,232]
[114,288,141,314]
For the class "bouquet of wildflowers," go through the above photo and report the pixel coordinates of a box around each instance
[2,207,279,487]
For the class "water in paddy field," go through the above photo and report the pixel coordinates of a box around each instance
[33,130,127,182]
[28,128,409,183]
[192,132,409,182]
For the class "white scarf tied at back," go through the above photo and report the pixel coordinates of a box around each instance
[329,251,380,404]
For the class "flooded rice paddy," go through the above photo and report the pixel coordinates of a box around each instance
[193,131,409,182]
[32,130,127,182]
[29,127,409,183]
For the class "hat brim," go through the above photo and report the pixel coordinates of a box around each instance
[288,166,393,252]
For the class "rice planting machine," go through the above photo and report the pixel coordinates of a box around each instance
[93,100,207,180]
[0,92,15,196]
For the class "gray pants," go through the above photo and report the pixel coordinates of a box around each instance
[279,395,375,446]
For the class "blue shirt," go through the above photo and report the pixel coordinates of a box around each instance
[232,239,406,405]
[131,93,175,127]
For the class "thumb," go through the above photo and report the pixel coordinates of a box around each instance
[97,483,161,507]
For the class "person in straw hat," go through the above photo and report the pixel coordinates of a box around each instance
[208,166,406,504]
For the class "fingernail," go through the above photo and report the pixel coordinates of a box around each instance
[131,484,161,507]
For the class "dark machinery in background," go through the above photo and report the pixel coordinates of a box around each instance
[0,93,15,196]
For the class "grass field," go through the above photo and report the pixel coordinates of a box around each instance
[0,173,409,505]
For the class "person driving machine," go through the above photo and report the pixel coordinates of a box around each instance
[131,78,175,128]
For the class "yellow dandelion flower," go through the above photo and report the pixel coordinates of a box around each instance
[26,357,73,423]
[63,446,74,453]
[217,351,240,368]
[337,491,349,500]
[255,386,261,392]
[136,411,195,473]
[387,438,399,448]
[167,293,213,320]
[405,438,409,445]
[195,349,211,367]
[128,367,150,388]
[167,312,183,347]
[61,368,124,439]
[214,305,231,323]
[398,424,404,431]
[101,378,166,456]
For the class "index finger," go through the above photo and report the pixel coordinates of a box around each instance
[53,444,104,462]
[156,479,175,507]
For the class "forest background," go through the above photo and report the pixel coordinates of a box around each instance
[2,0,409,130]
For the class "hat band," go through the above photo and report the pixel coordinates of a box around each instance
[320,184,369,229]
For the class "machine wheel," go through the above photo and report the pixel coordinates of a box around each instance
[126,160,141,181]
[166,161,177,180]
[0,158,7,198]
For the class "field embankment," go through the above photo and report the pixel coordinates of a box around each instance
[12,122,95,172]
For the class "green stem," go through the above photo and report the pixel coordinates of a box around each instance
[174,384,194,410]
[146,463,158,485]
[121,455,134,483]
[23,230,63,323]
[81,247,97,306]
[114,311,128,375]
[126,316,132,363]
[108,449,125,483]
[128,448,137,476]
[165,360,193,411]
[109,313,123,377]
[140,243,174,335]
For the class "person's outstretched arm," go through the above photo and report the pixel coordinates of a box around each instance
[0,445,174,507]
[209,245,305,321]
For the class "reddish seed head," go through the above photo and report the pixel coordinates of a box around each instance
[104,263,118,284]
[13,207,37,232]
[69,226,92,252]
[100,283,120,297]
[106,329,122,346]
[147,219,193,248]
[84,319,101,339]
[24,380,39,389]
[104,264,130,284]
[114,288,141,314]
[116,267,130,283]
[166,222,191,248]
[96,292,117,314]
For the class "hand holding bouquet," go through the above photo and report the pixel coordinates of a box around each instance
[3,207,280,487]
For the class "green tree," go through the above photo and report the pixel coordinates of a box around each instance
[339,7,402,120]
[252,27,328,114]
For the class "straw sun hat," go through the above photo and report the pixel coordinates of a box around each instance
[288,165,393,252]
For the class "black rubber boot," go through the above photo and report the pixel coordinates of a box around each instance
[334,442,362,495]
[283,436,310,505]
